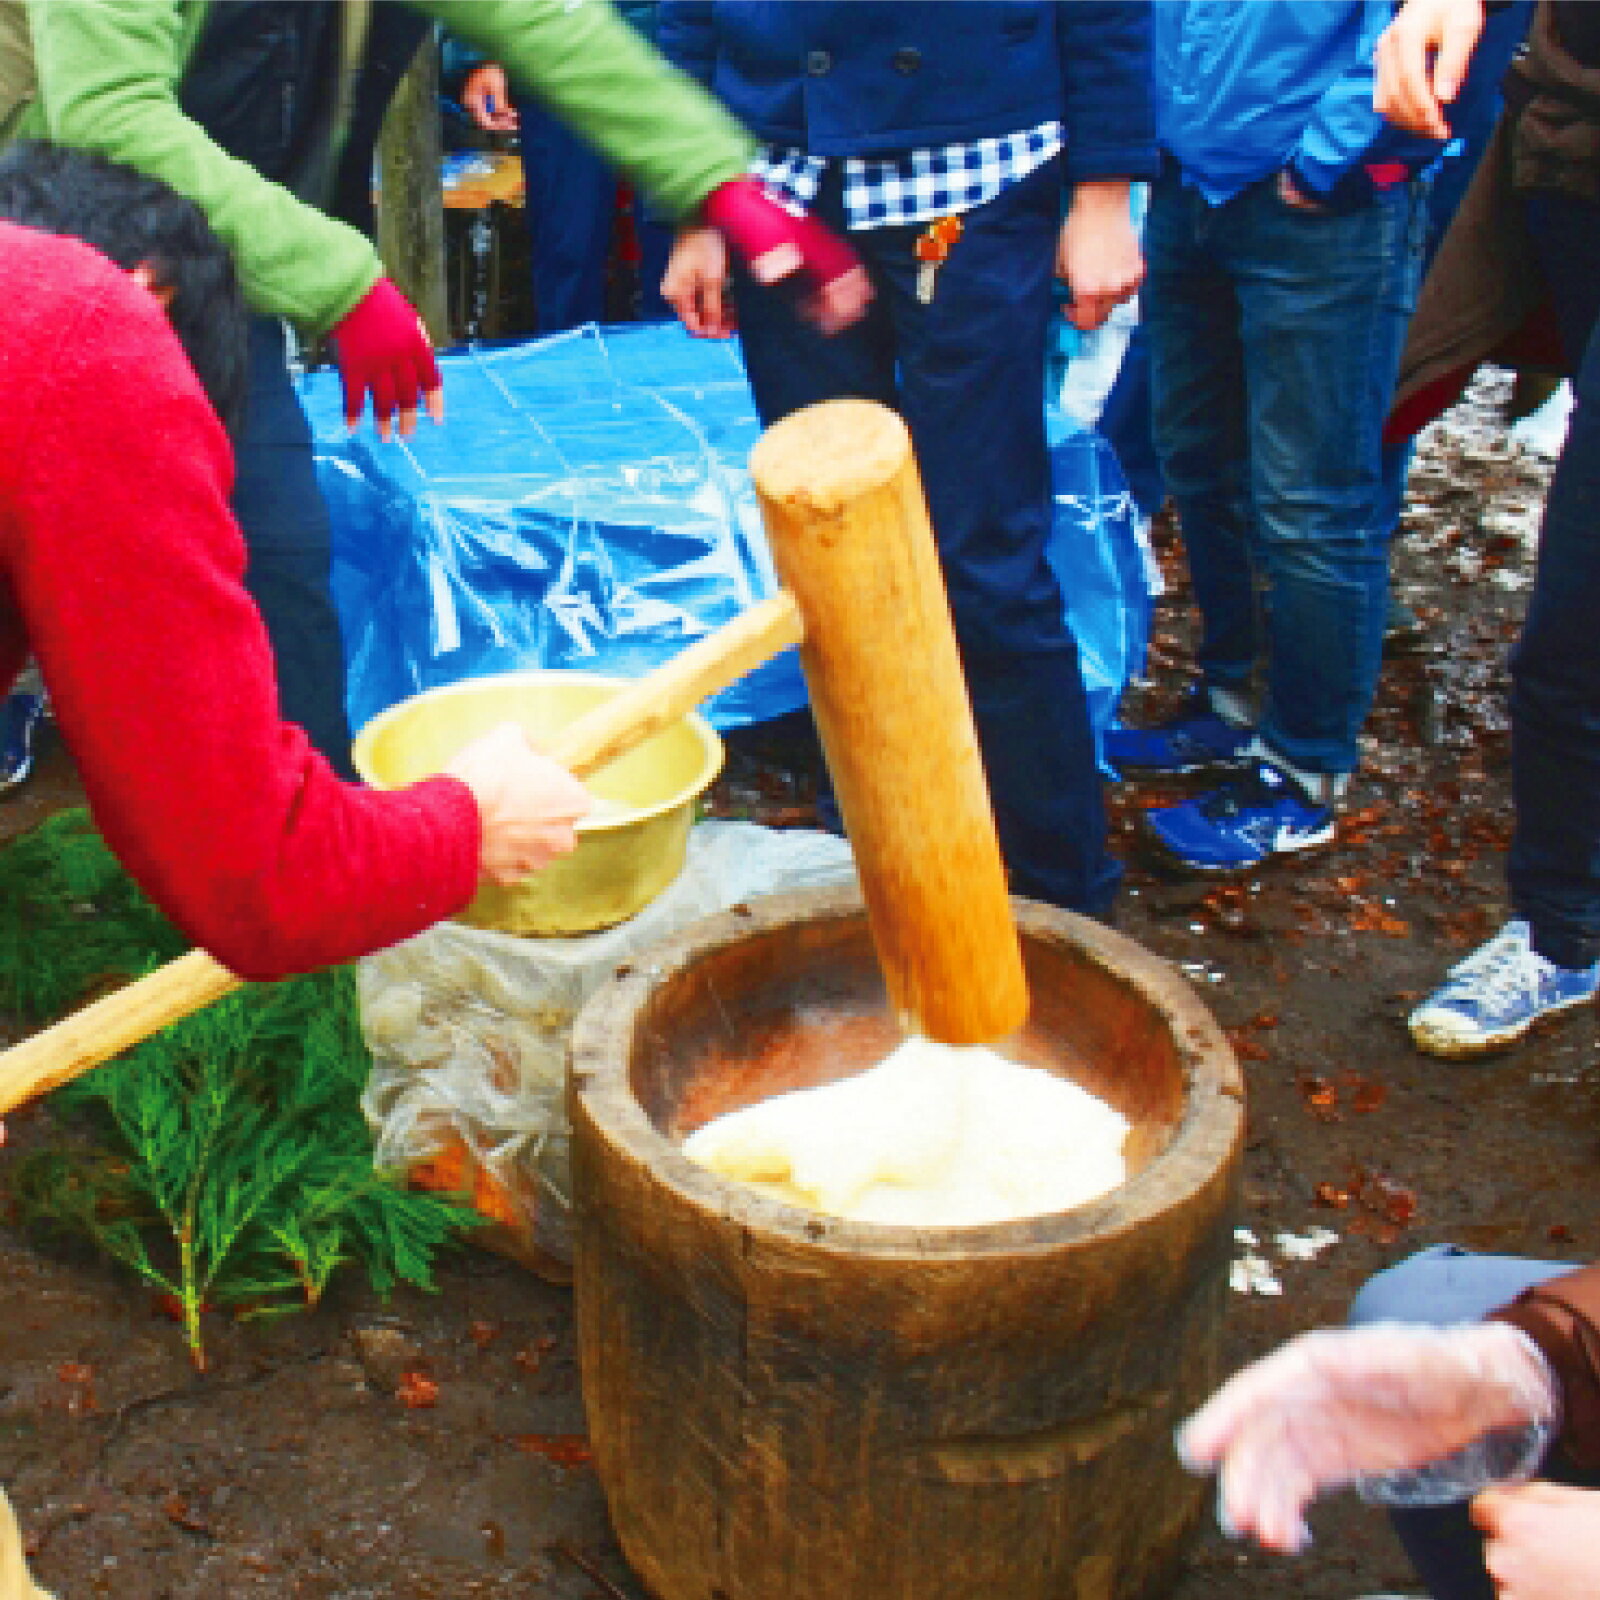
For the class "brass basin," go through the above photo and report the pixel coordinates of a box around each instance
[352,671,724,935]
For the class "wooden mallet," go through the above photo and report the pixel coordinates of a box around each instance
[0,398,1027,1115]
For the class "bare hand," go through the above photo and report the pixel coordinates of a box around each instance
[461,65,519,134]
[444,722,592,887]
[1056,180,1144,332]
[1473,1484,1600,1599]
[1277,168,1330,215]
[1375,0,1486,139]
[663,225,737,338]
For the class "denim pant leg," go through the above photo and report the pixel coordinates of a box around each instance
[1349,1247,1592,1600]
[1234,180,1423,774]
[1098,324,1166,522]
[514,94,615,334]
[735,163,1119,915]
[233,318,355,780]
[1145,171,1258,697]
[1507,308,1600,969]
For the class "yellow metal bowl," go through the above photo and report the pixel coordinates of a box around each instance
[352,671,724,936]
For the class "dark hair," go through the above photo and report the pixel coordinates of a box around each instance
[0,141,248,435]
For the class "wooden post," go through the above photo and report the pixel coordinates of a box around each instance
[749,398,1030,1045]
[376,34,449,344]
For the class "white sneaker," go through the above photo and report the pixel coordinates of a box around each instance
[1409,920,1600,1059]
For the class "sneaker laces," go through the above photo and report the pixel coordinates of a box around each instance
[1442,922,1549,1006]
[1197,761,1299,822]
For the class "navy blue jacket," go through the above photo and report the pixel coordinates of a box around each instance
[656,2,1157,185]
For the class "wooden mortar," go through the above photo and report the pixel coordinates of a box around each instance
[570,887,1244,1600]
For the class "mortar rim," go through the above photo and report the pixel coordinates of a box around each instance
[570,884,1244,1262]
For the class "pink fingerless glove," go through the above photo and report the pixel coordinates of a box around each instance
[701,176,862,292]
[329,277,441,429]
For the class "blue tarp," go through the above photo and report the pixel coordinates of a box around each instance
[302,322,1149,747]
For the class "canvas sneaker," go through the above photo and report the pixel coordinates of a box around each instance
[1103,688,1253,776]
[1408,919,1600,1059]
[0,687,47,796]
[1141,759,1336,875]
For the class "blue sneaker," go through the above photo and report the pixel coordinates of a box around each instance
[0,687,47,796]
[1408,920,1600,1060]
[1103,689,1253,776]
[1141,760,1336,875]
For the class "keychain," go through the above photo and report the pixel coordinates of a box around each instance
[914,215,963,304]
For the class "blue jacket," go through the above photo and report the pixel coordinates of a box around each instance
[1154,1,1442,208]
[656,2,1158,185]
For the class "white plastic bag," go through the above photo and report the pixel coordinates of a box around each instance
[359,821,856,1270]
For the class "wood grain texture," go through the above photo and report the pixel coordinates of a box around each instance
[0,948,240,1114]
[571,889,1245,1600]
[749,399,1029,1045]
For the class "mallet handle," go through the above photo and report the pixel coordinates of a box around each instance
[750,400,1030,1045]
[0,593,805,1116]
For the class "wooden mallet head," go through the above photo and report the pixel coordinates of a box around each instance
[749,398,1030,1046]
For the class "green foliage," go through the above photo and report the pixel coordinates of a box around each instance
[2,813,481,1368]
[0,809,188,1020]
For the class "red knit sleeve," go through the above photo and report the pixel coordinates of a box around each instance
[3,241,481,978]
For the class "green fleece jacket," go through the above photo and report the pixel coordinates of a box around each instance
[12,0,753,333]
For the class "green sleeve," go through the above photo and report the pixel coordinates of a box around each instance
[427,0,754,221]
[21,0,381,333]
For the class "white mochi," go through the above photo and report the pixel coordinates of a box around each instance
[681,1036,1130,1227]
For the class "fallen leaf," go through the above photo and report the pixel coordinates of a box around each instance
[1349,1079,1388,1114]
[1297,1075,1340,1122]
[513,1433,592,1469]
[163,1495,211,1535]
[514,1335,558,1373]
[396,1370,439,1409]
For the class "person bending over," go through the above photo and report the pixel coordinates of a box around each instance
[4,0,868,778]
[0,140,603,1598]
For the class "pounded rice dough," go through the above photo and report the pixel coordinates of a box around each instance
[681,1037,1130,1226]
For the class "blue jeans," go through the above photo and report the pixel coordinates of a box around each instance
[235,318,355,779]
[1507,215,1600,969]
[1098,324,1166,522]
[1378,0,1534,539]
[1350,1247,1597,1600]
[731,158,1119,916]
[1146,168,1425,774]
[512,94,673,333]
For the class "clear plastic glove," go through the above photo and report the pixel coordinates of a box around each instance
[444,722,593,887]
[1176,1321,1559,1555]
[329,277,445,439]
[700,177,872,334]
[1474,1482,1600,1600]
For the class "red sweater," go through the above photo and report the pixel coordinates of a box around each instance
[0,223,480,979]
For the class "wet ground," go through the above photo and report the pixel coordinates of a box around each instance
[3,372,1596,1598]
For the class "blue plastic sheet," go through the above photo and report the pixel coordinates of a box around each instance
[1047,411,1154,752]
[302,322,1149,746]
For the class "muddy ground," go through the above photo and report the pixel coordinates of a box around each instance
[2,373,1594,1599]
